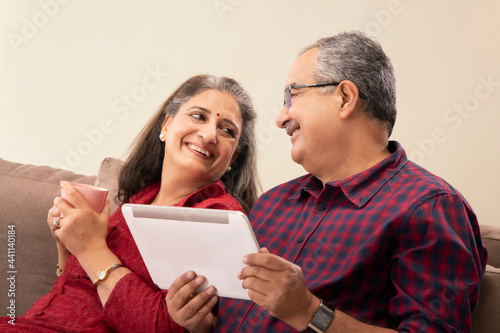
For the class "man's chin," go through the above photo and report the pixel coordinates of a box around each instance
[290,149,304,166]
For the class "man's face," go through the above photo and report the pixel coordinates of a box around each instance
[276,48,344,179]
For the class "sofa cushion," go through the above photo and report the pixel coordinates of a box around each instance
[94,157,124,214]
[480,224,500,268]
[471,224,500,333]
[472,265,500,333]
[0,158,97,316]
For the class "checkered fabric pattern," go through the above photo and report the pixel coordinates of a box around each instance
[216,141,487,333]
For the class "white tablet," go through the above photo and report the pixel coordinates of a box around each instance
[122,203,260,300]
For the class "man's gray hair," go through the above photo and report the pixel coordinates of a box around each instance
[301,31,397,136]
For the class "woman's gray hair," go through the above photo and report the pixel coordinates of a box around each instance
[301,31,397,136]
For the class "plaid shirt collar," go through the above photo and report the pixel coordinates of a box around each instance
[290,141,407,208]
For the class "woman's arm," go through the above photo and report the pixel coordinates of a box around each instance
[53,182,185,332]
[53,182,132,305]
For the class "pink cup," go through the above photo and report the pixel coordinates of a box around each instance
[61,182,109,213]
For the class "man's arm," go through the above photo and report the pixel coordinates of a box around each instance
[238,248,397,332]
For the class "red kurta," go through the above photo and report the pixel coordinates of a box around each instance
[1,181,244,332]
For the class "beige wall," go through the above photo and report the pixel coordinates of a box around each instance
[1,0,499,228]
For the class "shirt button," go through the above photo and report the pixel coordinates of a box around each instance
[297,236,304,243]
[318,203,326,210]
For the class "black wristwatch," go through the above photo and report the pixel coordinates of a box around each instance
[305,299,335,333]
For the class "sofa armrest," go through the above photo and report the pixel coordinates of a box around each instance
[472,224,500,333]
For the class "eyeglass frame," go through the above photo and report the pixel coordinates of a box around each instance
[284,81,367,109]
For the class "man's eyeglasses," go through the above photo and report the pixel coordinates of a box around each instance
[283,82,367,109]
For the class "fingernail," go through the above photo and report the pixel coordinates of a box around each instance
[195,276,204,285]
[206,286,215,295]
[186,271,195,279]
[242,256,247,264]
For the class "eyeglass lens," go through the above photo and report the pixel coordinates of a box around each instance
[284,88,291,109]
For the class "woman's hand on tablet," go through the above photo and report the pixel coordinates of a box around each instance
[166,271,218,333]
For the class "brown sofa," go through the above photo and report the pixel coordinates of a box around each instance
[0,157,123,317]
[0,157,499,332]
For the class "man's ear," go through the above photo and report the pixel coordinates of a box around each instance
[337,80,362,119]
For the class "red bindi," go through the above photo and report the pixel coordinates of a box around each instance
[217,113,220,116]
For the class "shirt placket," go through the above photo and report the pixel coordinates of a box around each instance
[292,185,339,264]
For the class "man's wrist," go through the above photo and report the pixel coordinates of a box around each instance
[292,294,321,331]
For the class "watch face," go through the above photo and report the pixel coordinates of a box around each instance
[97,271,106,280]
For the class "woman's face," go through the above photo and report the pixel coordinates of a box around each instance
[160,89,243,184]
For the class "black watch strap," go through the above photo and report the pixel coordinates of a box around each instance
[306,299,335,333]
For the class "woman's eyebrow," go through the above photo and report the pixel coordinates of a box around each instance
[188,106,240,133]
[188,106,211,114]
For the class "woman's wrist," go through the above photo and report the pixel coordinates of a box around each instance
[76,246,121,282]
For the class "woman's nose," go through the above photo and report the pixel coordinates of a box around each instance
[200,123,218,143]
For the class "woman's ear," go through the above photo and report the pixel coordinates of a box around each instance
[230,149,240,165]
[161,114,172,133]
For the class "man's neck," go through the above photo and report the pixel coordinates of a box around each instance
[317,142,391,184]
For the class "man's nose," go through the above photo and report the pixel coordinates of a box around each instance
[276,105,290,129]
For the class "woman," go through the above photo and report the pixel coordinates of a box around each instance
[3,75,260,332]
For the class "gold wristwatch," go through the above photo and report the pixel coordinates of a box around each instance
[93,264,123,288]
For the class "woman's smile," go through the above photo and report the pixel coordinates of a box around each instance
[186,142,213,158]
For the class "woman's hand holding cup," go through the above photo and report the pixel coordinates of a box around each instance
[52,181,110,258]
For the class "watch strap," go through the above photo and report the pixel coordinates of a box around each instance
[306,299,335,333]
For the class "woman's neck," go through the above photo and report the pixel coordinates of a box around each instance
[150,172,211,206]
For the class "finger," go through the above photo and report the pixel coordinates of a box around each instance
[243,252,287,270]
[245,286,268,306]
[47,206,62,231]
[51,217,62,229]
[60,181,89,209]
[181,286,218,321]
[260,247,270,254]
[54,196,75,217]
[239,264,272,281]
[241,273,272,293]
[48,205,61,219]
[166,271,197,301]
[53,225,62,241]
[100,198,111,216]
[167,274,219,325]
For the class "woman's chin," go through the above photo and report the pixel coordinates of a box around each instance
[181,167,222,184]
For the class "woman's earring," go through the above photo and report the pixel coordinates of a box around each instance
[227,166,231,172]
[159,133,165,141]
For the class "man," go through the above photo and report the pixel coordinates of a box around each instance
[168,31,487,332]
